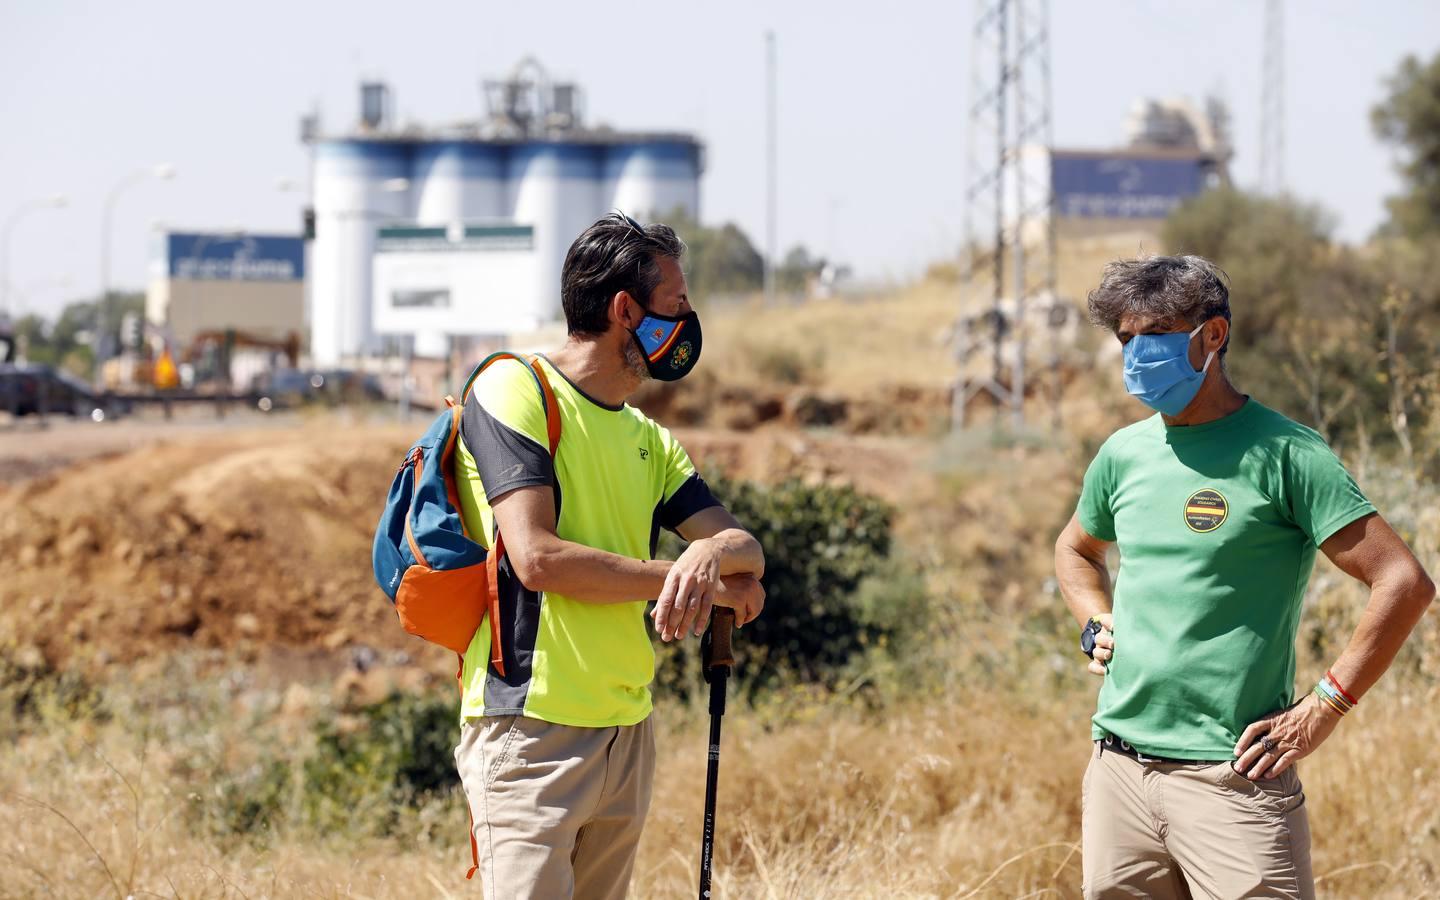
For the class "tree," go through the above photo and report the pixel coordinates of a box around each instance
[775,245,826,294]
[10,292,143,377]
[1162,187,1333,342]
[1372,52,1440,238]
[1162,186,1440,470]
[660,208,764,297]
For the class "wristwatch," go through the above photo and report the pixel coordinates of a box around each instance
[1080,616,1105,659]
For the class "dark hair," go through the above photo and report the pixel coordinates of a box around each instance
[1087,254,1233,355]
[560,213,686,337]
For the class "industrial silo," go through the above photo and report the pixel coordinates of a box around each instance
[412,142,507,226]
[311,140,413,365]
[603,139,703,223]
[507,142,602,322]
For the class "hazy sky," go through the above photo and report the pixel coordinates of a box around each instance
[2,0,1437,319]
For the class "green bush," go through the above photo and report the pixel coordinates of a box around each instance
[654,477,903,697]
[302,692,460,833]
[0,644,102,741]
[196,691,462,843]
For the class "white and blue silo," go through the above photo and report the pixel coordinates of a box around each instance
[413,142,507,226]
[311,140,413,365]
[305,69,703,365]
[604,141,703,222]
[508,142,604,323]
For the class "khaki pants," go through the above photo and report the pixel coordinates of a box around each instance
[1081,742,1313,899]
[455,715,656,900]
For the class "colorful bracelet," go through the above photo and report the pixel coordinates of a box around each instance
[1326,669,1359,706]
[1313,686,1349,716]
[1314,671,1357,717]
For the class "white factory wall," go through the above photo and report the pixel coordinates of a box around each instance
[372,247,540,341]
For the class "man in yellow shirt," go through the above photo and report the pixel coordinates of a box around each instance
[453,213,766,899]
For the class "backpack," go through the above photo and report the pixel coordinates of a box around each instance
[371,351,560,674]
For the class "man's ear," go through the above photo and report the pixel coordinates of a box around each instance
[1206,317,1229,355]
[610,290,641,331]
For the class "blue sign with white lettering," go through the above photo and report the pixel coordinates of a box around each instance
[165,233,304,281]
[1052,154,1210,219]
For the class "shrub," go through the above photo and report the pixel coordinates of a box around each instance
[654,477,903,698]
[302,692,460,833]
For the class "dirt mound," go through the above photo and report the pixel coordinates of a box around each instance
[0,417,922,669]
[634,371,953,436]
[0,424,415,667]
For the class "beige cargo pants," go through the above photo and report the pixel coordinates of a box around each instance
[455,715,656,900]
[1081,742,1313,899]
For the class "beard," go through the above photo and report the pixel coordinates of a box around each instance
[622,334,652,382]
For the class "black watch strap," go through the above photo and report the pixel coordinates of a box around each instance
[1080,616,1104,659]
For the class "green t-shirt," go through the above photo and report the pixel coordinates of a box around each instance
[1076,399,1375,759]
[454,355,719,728]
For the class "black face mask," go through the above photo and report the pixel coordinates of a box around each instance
[630,306,702,382]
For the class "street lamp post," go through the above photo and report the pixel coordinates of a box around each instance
[97,163,175,385]
[2,194,68,322]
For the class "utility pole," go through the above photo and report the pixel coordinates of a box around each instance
[764,30,777,306]
[1259,0,1285,193]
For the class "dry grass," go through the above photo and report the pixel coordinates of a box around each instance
[702,282,961,395]
[3,671,1438,898]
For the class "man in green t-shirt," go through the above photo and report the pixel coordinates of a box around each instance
[453,213,766,899]
[1054,255,1434,899]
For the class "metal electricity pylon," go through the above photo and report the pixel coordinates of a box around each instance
[951,0,1058,431]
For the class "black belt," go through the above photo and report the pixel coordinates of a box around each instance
[1097,734,1223,765]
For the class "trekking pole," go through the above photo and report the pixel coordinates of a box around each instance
[697,607,736,900]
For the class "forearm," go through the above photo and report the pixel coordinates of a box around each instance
[1055,542,1113,626]
[521,536,673,603]
[700,528,765,578]
[1328,571,1435,699]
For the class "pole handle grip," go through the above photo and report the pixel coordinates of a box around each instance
[706,607,736,669]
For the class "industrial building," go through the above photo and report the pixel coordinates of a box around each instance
[306,59,704,365]
[1051,97,1232,240]
[139,230,305,391]
[146,230,306,348]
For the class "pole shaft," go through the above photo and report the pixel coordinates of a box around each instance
[697,666,728,899]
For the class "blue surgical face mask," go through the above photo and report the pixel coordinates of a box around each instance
[1122,323,1216,416]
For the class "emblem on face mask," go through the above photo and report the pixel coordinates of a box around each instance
[672,342,693,369]
[651,326,666,341]
[1184,488,1228,533]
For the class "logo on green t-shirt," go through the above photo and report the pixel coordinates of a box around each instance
[1183,488,1228,533]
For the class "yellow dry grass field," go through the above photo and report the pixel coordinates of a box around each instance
[4,676,1437,897]
[3,285,1438,898]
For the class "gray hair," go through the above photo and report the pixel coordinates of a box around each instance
[1087,255,1232,355]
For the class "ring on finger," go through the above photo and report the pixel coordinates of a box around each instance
[1260,736,1278,754]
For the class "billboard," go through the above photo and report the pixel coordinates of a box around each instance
[371,224,543,340]
[162,232,305,281]
[1051,153,1211,219]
